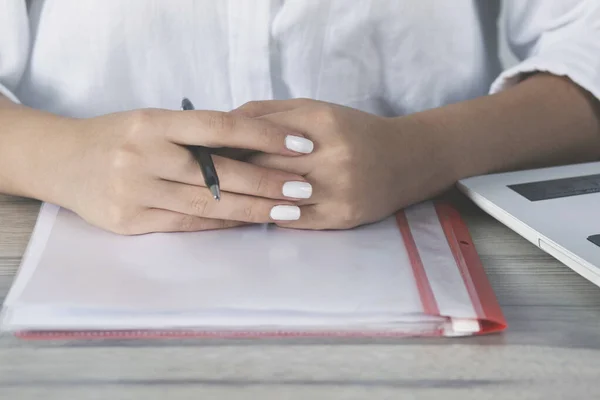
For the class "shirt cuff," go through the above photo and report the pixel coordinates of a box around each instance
[0,82,21,104]
[490,31,600,102]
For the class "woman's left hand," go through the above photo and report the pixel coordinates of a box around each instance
[234,99,458,229]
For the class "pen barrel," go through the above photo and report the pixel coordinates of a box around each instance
[193,147,219,187]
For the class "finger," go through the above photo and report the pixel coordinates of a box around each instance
[232,98,316,118]
[274,205,326,230]
[148,180,303,223]
[244,153,322,205]
[247,152,312,176]
[128,208,248,234]
[256,107,325,140]
[158,150,313,201]
[164,110,315,155]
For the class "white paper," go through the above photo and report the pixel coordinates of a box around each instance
[2,204,438,331]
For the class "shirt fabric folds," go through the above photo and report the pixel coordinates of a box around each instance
[1,0,599,119]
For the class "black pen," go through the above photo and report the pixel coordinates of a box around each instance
[181,97,221,201]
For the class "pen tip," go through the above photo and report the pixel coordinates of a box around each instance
[209,185,221,201]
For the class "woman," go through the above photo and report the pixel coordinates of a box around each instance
[0,0,599,234]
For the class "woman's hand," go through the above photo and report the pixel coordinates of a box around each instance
[235,99,458,230]
[49,108,315,234]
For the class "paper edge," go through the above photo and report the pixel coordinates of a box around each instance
[1,203,59,327]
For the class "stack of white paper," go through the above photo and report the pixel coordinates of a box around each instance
[0,201,506,339]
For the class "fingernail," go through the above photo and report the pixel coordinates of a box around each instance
[285,135,314,154]
[282,181,312,199]
[270,205,301,221]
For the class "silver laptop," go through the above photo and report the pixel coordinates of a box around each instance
[457,161,600,287]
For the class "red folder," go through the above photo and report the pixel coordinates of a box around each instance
[9,201,506,340]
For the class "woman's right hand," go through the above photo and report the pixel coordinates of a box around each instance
[49,108,314,235]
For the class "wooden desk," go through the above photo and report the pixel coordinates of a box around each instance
[1,193,599,399]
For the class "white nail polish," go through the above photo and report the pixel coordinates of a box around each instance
[285,135,314,154]
[270,205,301,221]
[282,181,312,199]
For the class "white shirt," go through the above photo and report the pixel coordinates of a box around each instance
[1,0,599,118]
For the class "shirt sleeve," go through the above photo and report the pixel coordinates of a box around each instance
[0,0,30,104]
[491,0,600,101]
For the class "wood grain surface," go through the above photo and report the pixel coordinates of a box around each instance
[1,192,599,400]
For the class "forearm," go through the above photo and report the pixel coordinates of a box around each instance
[405,73,600,181]
[0,95,78,202]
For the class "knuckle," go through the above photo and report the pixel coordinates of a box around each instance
[232,204,259,222]
[190,193,210,216]
[236,101,262,117]
[179,214,197,231]
[127,109,155,138]
[110,178,127,201]
[254,172,271,196]
[336,169,354,190]
[218,219,230,230]
[111,114,148,174]
[335,141,356,167]
[106,203,134,235]
[109,173,134,206]
[313,105,338,128]
[256,125,277,149]
[109,148,136,174]
[243,205,254,220]
[337,203,361,229]
[206,112,236,133]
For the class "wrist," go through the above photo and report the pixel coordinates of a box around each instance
[393,99,504,183]
[387,112,466,190]
[0,105,82,205]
